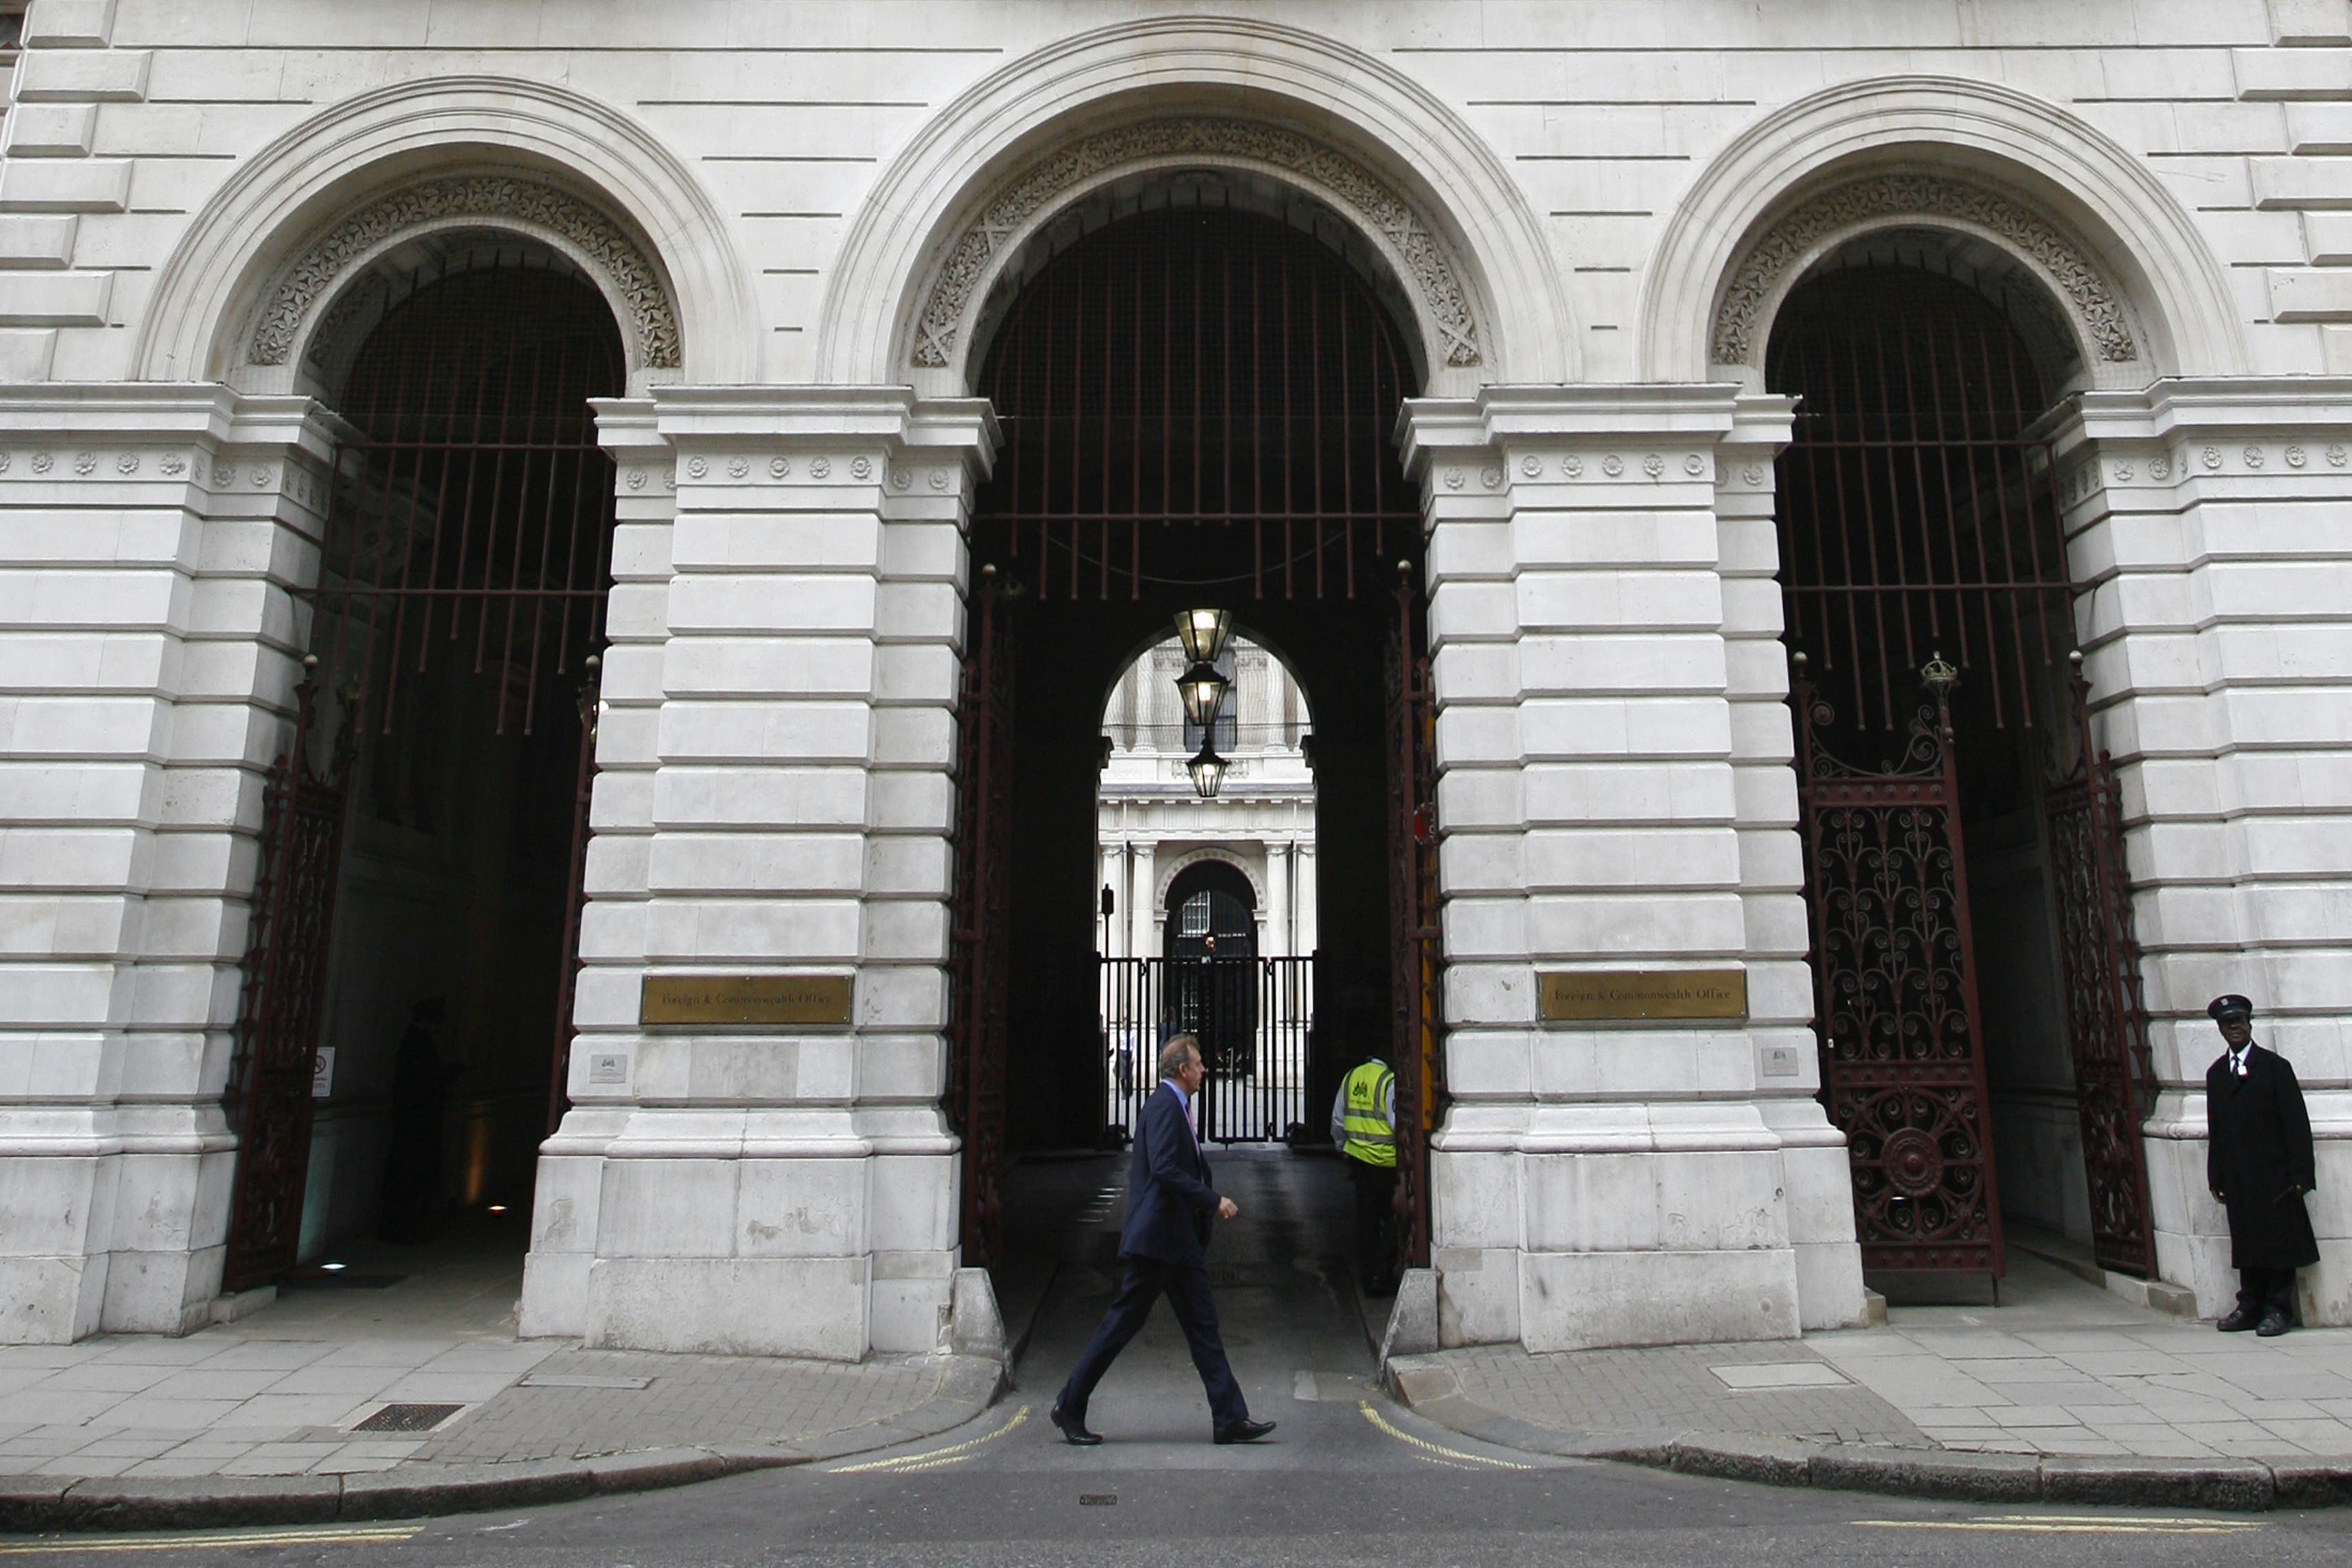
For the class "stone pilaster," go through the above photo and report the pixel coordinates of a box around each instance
[519,387,995,1359]
[2044,380,2352,1320]
[1400,385,1866,1352]
[0,385,341,1340]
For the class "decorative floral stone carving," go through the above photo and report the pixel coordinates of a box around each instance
[770,456,792,479]
[1480,465,1502,489]
[929,469,950,491]
[914,118,1482,370]
[851,456,873,481]
[1685,454,1706,476]
[73,452,97,476]
[32,453,52,474]
[1742,463,1765,487]
[2112,463,2133,483]
[2329,444,2347,469]
[161,452,187,476]
[727,456,750,479]
[1602,454,1624,478]
[1562,454,1583,479]
[1642,453,1665,478]
[810,456,832,480]
[1520,454,1542,478]
[2148,454,2170,481]
[1713,172,2138,365]
[2285,445,2306,470]
[2202,446,2223,470]
[626,468,646,490]
[1443,468,1464,490]
[686,456,708,480]
[250,175,683,370]
[2242,445,2264,470]
[0,453,10,474]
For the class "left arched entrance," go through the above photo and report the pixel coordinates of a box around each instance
[223,245,625,1290]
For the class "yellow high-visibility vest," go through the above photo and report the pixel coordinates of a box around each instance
[1340,1061,1397,1168]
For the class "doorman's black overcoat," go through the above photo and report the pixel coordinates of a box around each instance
[2206,1043,2320,1270]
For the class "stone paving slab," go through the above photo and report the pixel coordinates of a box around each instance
[0,1324,1004,1532]
[1385,1252,2352,1509]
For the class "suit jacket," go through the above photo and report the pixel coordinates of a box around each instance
[2207,1041,2320,1269]
[1119,1083,1223,1265]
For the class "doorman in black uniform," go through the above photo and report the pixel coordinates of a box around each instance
[2204,994,2318,1336]
[1050,1034,1275,1446]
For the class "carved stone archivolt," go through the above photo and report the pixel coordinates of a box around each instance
[1712,172,2137,366]
[248,175,682,370]
[913,118,1481,370]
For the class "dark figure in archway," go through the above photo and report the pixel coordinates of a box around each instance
[2205,995,2317,1336]
[378,998,456,1243]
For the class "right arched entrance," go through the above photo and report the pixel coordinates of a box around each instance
[1770,259,2158,1287]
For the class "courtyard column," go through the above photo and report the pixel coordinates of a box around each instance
[1399,385,1866,1353]
[0,387,342,1342]
[519,387,996,1360]
[1129,841,1156,965]
[1266,841,1291,960]
[2042,382,2352,1318]
[1295,842,1318,957]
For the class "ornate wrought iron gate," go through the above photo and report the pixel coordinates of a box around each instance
[1794,659,2002,1274]
[947,571,1014,1270]
[1389,566,1443,1274]
[223,260,623,1285]
[2043,656,2158,1276]
[222,665,354,1291]
[1773,264,2154,1282]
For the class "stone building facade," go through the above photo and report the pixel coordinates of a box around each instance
[0,0,2347,1355]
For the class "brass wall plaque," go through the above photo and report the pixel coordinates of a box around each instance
[1538,968,1747,1023]
[640,974,854,1027]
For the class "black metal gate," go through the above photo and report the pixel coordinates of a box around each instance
[1389,565,1443,1274]
[224,258,623,1286]
[947,570,1014,1269]
[222,664,354,1290]
[1772,263,2154,1281]
[1098,956,1314,1144]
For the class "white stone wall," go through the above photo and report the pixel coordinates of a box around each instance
[0,0,2347,1351]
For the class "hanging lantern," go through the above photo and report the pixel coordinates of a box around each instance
[1176,659,1231,728]
[1187,738,1227,799]
[1174,607,1232,665]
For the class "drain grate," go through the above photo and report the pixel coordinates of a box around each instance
[352,1402,463,1434]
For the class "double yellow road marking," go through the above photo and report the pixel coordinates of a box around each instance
[825,1403,1032,1476]
[1853,1513,2263,1536]
[1358,1400,1535,1470]
[0,1525,418,1556]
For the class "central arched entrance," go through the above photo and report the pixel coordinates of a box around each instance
[949,192,1440,1305]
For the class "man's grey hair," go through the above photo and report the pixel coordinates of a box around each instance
[1158,1034,1200,1078]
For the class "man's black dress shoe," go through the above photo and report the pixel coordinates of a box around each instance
[1049,1403,1101,1445]
[2217,1305,2260,1332]
[1213,1418,1276,1445]
[2257,1309,2292,1338]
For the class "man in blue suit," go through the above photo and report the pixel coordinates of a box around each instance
[1049,1034,1275,1446]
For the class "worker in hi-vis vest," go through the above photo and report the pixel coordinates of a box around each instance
[1330,1055,1399,1297]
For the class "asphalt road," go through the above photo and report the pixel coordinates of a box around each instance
[6,1151,2346,1565]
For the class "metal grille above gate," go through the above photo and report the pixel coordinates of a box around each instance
[972,200,1420,603]
[1771,263,2156,1282]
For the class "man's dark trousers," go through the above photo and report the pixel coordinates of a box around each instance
[1056,1255,1246,1429]
[1056,1080,1249,1430]
[1348,1160,1396,1291]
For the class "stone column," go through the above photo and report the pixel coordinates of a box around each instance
[1129,840,1157,965]
[1295,842,1318,957]
[2044,381,2352,1321]
[519,388,996,1359]
[0,386,341,1341]
[1400,385,1864,1352]
[1266,840,1292,960]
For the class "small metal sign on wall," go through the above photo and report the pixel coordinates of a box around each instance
[640,974,854,1027]
[1537,969,1748,1023]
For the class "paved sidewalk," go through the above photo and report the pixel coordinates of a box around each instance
[1389,1251,2352,1508]
[0,1246,1001,1530]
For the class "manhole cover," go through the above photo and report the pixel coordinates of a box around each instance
[352,1403,463,1433]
